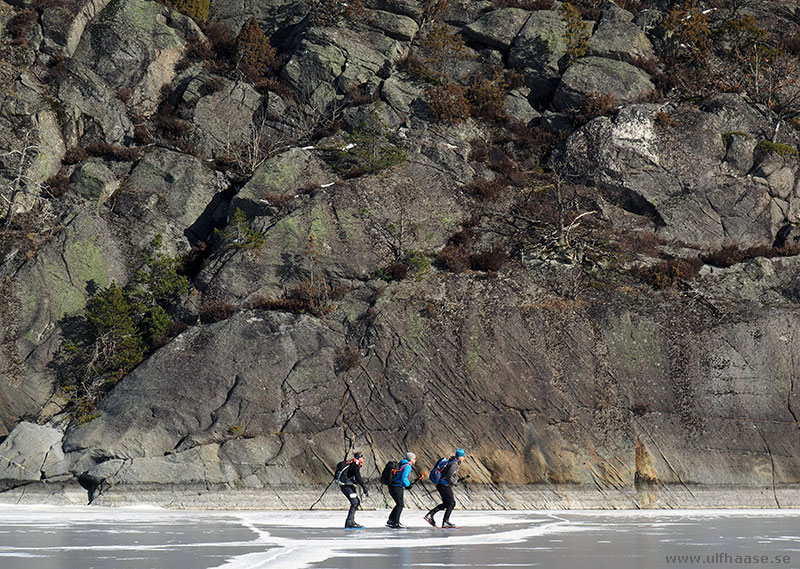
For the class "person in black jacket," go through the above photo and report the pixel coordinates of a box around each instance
[338,451,369,529]
[424,448,466,528]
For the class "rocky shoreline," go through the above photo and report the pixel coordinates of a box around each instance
[2,482,799,510]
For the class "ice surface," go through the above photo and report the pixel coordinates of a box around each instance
[0,506,797,569]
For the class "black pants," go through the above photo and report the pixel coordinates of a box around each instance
[340,485,359,525]
[428,484,456,522]
[388,485,405,523]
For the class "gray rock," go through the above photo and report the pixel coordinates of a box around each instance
[0,214,128,437]
[0,422,65,486]
[463,7,530,51]
[374,0,425,22]
[83,445,235,486]
[555,103,786,249]
[38,0,114,56]
[58,63,134,144]
[599,0,634,22]
[508,10,566,97]
[723,132,756,175]
[365,9,419,42]
[282,25,407,107]
[70,160,119,206]
[110,148,226,255]
[195,130,472,303]
[380,74,427,118]
[751,152,798,201]
[209,0,308,38]
[443,0,494,26]
[281,37,347,108]
[553,57,655,112]
[588,19,654,64]
[70,0,184,115]
[189,79,267,159]
[0,74,64,219]
[63,311,346,470]
[505,87,541,124]
[233,148,330,215]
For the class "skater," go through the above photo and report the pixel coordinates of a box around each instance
[335,451,369,529]
[387,452,416,528]
[424,448,466,528]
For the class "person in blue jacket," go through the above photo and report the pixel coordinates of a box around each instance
[387,452,416,528]
[424,448,466,528]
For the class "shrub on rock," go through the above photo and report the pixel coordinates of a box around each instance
[171,0,210,21]
[235,18,276,83]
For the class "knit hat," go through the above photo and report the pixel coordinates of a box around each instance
[405,452,416,461]
[455,448,466,457]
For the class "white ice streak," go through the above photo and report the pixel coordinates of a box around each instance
[213,512,569,569]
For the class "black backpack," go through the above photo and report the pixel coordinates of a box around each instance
[334,460,351,486]
[380,460,400,485]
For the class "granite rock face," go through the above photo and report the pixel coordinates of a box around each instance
[1,0,800,508]
[554,98,797,250]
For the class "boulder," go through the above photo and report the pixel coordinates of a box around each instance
[553,56,654,112]
[374,0,425,22]
[598,0,634,22]
[723,132,756,175]
[0,422,65,488]
[463,7,530,51]
[588,18,654,64]
[39,0,114,56]
[443,0,493,27]
[232,147,331,217]
[750,151,798,201]
[111,148,226,255]
[508,10,566,98]
[195,133,471,303]
[505,87,541,124]
[282,25,407,108]
[365,9,419,42]
[70,160,120,206]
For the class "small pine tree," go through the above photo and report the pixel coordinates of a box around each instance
[171,0,210,21]
[235,18,277,83]
[215,208,266,250]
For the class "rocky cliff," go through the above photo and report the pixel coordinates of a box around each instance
[0,0,799,509]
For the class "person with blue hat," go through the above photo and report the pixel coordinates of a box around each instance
[424,448,466,528]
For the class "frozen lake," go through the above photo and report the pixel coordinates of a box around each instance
[0,506,797,569]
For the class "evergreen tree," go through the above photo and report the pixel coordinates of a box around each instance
[235,18,276,83]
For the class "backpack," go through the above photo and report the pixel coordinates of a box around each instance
[429,457,448,484]
[380,460,400,485]
[334,460,351,486]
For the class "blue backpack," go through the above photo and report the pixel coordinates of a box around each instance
[429,457,448,484]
